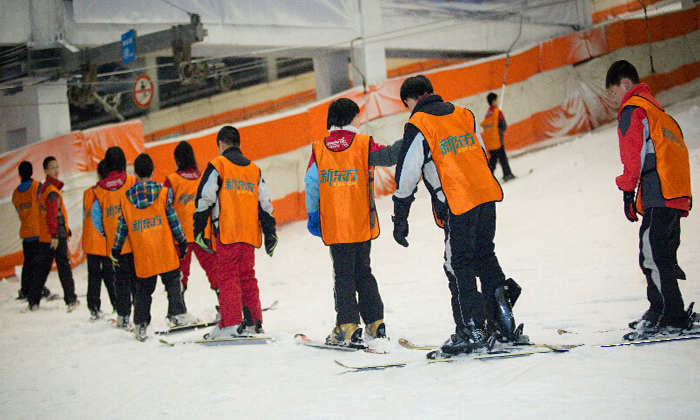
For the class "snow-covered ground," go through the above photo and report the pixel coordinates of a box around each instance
[1,93,699,420]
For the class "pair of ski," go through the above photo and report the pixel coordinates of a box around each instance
[330,331,700,371]
[155,300,279,336]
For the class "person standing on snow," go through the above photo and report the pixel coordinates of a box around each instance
[606,60,693,340]
[392,75,522,359]
[82,160,118,320]
[27,156,79,312]
[12,161,54,302]
[111,153,194,341]
[164,141,218,306]
[193,126,277,338]
[480,92,515,182]
[304,98,402,347]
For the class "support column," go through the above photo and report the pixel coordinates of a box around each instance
[143,56,161,111]
[313,52,351,100]
[351,0,387,88]
[266,56,278,82]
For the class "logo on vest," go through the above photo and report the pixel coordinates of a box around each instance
[224,178,255,195]
[178,193,195,205]
[105,204,122,218]
[439,133,476,155]
[320,169,358,187]
[18,201,32,211]
[132,215,162,233]
[662,127,682,147]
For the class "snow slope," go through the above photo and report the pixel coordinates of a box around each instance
[1,94,699,420]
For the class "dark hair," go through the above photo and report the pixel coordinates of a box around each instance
[400,75,434,106]
[217,126,240,148]
[97,160,109,180]
[18,161,33,181]
[326,98,360,130]
[133,153,154,179]
[104,146,127,173]
[42,156,56,170]
[487,92,497,105]
[174,141,197,171]
[606,60,640,88]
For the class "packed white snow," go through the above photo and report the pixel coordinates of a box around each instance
[1,92,699,420]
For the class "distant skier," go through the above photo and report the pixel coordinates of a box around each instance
[27,157,79,312]
[480,92,515,181]
[193,126,277,338]
[606,60,693,340]
[163,141,218,305]
[392,75,522,358]
[304,98,402,347]
[111,153,195,341]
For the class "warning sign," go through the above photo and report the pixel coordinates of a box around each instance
[132,74,154,108]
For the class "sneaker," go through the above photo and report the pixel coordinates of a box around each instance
[366,319,386,339]
[135,324,148,342]
[429,320,489,359]
[629,309,661,329]
[623,319,660,341]
[116,314,131,330]
[502,173,516,182]
[167,312,199,327]
[326,323,364,346]
[66,300,80,313]
[28,303,40,312]
[204,324,244,339]
[89,309,102,321]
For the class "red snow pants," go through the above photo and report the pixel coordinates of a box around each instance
[215,237,262,328]
[179,242,218,290]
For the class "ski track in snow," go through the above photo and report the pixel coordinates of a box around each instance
[1,95,699,419]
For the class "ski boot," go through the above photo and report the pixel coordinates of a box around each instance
[628,308,661,329]
[89,309,102,321]
[66,300,80,313]
[427,319,493,360]
[326,323,365,349]
[135,324,148,342]
[205,323,246,339]
[168,312,199,327]
[366,319,386,339]
[116,314,131,330]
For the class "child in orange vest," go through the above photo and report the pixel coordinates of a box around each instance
[480,92,514,181]
[83,160,117,320]
[111,153,195,341]
[193,126,277,339]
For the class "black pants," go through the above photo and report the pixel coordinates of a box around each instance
[488,147,513,178]
[20,240,42,297]
[329,241,383,326]
[113,253,137,318]
[639,207,686,325]
[444,201,507,331]
[28,240,77,306]
[133,269,186,326]
[86,254,117,313]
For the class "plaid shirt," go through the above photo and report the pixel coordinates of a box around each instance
[112,181,186,255]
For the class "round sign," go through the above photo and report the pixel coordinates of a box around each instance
[132,74,154,108]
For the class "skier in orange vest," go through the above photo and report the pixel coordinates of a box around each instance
[606,60,693,340]
[480,92,514,182]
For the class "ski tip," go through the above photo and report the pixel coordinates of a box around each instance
[557,329,570,335]
[158,338,175,347]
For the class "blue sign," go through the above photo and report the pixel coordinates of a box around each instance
[121,30,136,65]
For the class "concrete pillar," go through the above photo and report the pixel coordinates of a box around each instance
[266,56,278,82]
[30,0,61,48]
[143,56,161,111]
[351,0,387,88]
[313,52,351,100]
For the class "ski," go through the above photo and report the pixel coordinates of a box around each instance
[398,338,579,352]
[334,348,559,372]
[294,333,388,354]
[263,300,279,311]
[159,335,271,347]
[154,321,219,335]
[597,330,700,348]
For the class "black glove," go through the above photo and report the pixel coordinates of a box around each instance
[623,191,638,222]
[178,242,188,260]
[392,196,412,247]
[264,233,278,257]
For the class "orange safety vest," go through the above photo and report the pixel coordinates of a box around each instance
[12,180,42,239]
[82,187,107,256]
[120,190,180,279]
[313,133,379,245]
[410,107,503,216]
[623,95,692,213]
[38,183,69,243]
[210,156,262,247]
[480,106,502,151]
[94,175,136,254]
[166,172,211,243]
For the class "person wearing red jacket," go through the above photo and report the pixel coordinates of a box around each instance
[27,157,79,312]
[606,60,693,340]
